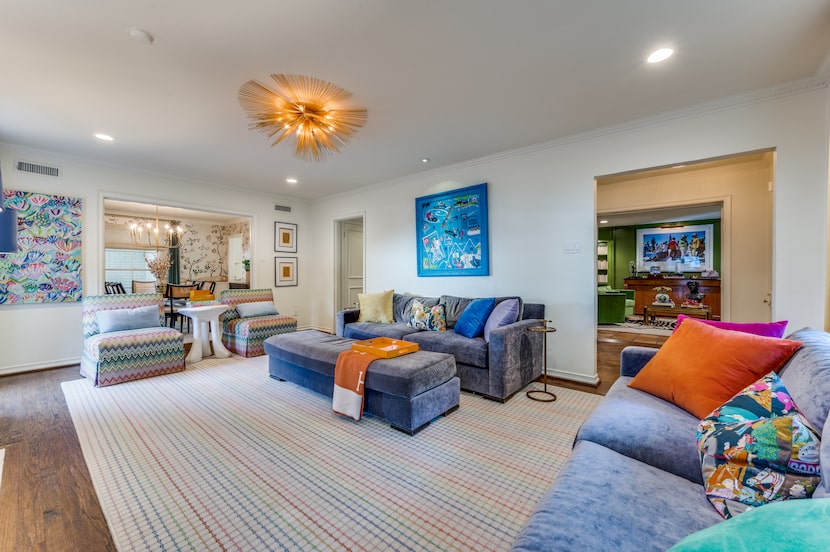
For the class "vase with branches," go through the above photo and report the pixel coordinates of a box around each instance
[146,253,173,293]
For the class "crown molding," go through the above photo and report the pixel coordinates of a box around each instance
[313,73,830,205]
[420,74,830,175]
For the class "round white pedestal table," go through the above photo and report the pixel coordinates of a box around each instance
[177,305,232,363]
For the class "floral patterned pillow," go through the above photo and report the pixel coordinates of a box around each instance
[408,300,446,332]
[697,372,822,519]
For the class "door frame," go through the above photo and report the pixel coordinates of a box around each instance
[597,195,732,322]
[333,213,366,314]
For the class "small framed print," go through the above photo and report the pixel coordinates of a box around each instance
[275,257,298,287]
[274,222,297,253]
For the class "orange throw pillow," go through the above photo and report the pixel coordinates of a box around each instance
[628,318,803,418]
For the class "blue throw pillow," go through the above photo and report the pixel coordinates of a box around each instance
[454,298,496,338]
[96,305,160,333]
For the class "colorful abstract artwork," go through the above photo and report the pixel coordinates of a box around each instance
[636,223,714,273]
[0,189,83,304]
[416,183,489,277]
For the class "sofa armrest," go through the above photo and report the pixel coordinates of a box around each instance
[488,318,545,400]
[620,346,658,377]
[336,308,360,336]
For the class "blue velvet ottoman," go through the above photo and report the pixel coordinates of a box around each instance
[264,330,460,434]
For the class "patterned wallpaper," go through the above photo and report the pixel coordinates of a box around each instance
[104,215,250,281]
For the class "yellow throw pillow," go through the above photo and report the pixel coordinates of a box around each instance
[357,290,394,323]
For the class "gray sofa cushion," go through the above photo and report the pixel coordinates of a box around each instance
[440,294,526,329]
[392,294,439,324]
[510,441,723,552]
[440,295,474,329]
[576,376,703,484]
[779,328,830,431]
[405,330,488,368]
[343,322,417,341]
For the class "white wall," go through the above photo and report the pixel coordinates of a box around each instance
[310,87,829,384]
[0,145,310,375]
[2,85,827,381]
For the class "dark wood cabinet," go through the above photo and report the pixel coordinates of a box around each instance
[623,277,721,320]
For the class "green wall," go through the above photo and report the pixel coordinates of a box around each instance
[601,219,721,289]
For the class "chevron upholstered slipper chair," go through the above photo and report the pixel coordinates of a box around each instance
[219,288,297,357]
[80,293,186,387]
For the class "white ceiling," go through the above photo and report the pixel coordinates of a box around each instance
[2,1,829,201]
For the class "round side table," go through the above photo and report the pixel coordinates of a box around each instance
[526,320,557,402]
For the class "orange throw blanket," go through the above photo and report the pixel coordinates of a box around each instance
[332,350,377,421]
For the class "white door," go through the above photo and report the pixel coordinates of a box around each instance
[228,235,245,283]
[339,219,364,309]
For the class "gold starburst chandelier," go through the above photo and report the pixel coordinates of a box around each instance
[238,74,368,162]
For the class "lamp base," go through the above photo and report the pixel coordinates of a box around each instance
[526,389,557,402]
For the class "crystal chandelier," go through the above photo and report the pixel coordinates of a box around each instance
[238,74,368,162]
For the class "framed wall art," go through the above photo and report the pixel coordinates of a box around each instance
[274,221,297,253]
[274,257,298,287]
[0,189,83,304]
[636,223,714,272]
[415,183,489,277]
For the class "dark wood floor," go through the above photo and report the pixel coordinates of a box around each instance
[0,365,116,552]
[550,328,669,395]
[0,329,666,551]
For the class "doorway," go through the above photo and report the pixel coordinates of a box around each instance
[594,150,774,387]
[334,216,365,311]
[228,235,245,285]
[596,150,773,326]
[102,198,253,295]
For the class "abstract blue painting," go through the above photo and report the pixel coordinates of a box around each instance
[416,183,489,277]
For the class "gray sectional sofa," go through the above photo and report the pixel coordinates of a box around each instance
[336,293,545,401]
[511,327,830,551]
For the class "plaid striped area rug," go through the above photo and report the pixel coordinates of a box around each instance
[62,355,601,551]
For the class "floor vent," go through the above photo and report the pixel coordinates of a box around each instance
[16,160,61,177]
[274,204,292,212]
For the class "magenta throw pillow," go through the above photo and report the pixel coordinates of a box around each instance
[675,314,788,338]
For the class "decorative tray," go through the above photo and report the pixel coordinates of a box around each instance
[351,337,419,358]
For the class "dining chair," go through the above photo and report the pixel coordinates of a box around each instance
[132,280,157,294]
[104,281,126,294]
[198,280,217,294]
[165,283,199,331]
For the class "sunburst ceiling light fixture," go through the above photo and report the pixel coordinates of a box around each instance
[238,74,368,162]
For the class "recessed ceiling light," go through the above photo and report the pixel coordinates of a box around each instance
[599,220,609,224]
[420,158,430,164]
[285,178,298,184]
[647,48,673,63]
[94,133,114,142]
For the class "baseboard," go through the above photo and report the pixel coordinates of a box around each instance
[549,368,600,386]
[0,357,80,377]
